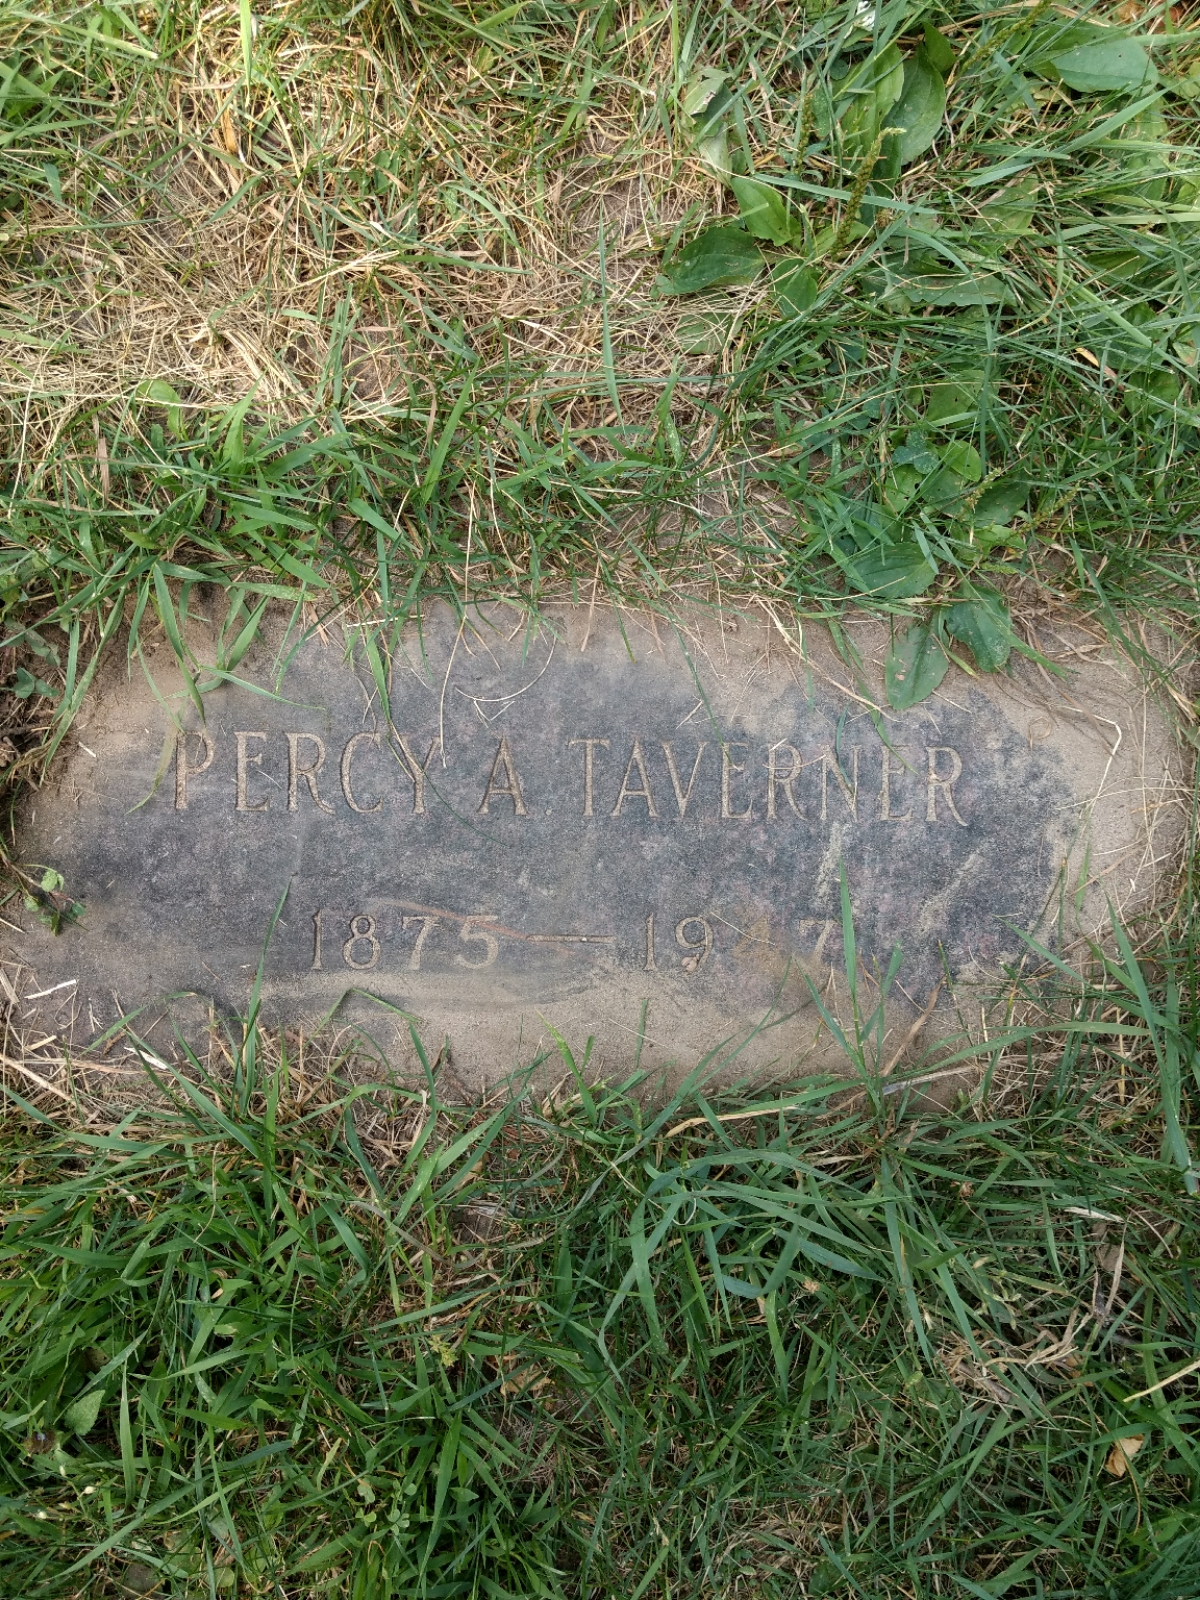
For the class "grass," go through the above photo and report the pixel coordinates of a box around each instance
[0,0,1199,1593]
[0,0,1199,738]
[1,889,1198,1597]
[2,978,1200,1600]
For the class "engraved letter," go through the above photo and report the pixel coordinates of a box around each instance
[661,742,706,818]
[287,733,335,814]
[392,735,440,815]
[611,738,658,818]
[479,738,529,816]
[676,916,714,972]
[644,913,658,971]
[175,729,214,810]
[456,919,500,968]
[879,746,912,822]
[342,913,381,970]
[311,908,324,970]
[721,743,752,821]
[402,915,439,970]
[819,747,859,821]
[766,742,805,820]
[235,731,269,812]
[340,732,383,814]
[926,746,967,826]
[568,737,610,818]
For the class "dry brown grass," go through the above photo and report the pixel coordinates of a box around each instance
[0,0,763,480]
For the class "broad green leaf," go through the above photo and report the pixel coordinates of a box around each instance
[1126,365,1181,420]
[772,259,818,317]
[811,219,869,258]
[658,225,762,294]
[1092,300,1164,374]
[946,587,1014,672]
[903,273,1010,307]
[922,22,955,77]
[925,371,984,430]
[687,66,735,176]
[937,440,983,482]
[835,43,905,162]
[675,309,732,355]
[882,463,922,514]
[1051,39,1155,94]
[843,43,905,116]
[10,665,58,699]
[1095,107,1170,206]
[971,474,1028,526]
[921,466,968,507]
[730,175,791,245]
[137,378,184,437]
[886,622,949,709]
[976,175,1039,249]
[681,66,727,118]
[65,1388,105,1436]
[892,436,940,473]
[874,131,902,182]
[696,126,730,176]
[956,522,1024,557]
[1085,248,1143,285]
[892,48,946,166]
[220,391,256,466]
[845,541,937,601]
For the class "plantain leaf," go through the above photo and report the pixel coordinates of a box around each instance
[946,587,1014,672]
[976,175,1039,251]
[892,47,946,166]
[1051,39,1156,94]
[845,541,937,601]
[696,126,730,176]
[937,439,983,482]
[922,22,955,77]
[971,474,1028,526]
[681,66,727,118]
[1095,107,1170,207]
[886,622,949,709]
[138,378,184,438]
[834,43,905,163]
[675,308,733,354]
[926,371,984,430]
[772,259,818,317]
[901,272,1011,307]
[220,391,256,466]
[658,225,763,295]
[730,175,791,245]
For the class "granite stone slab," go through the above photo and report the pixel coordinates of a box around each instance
[9,601,1184,1089]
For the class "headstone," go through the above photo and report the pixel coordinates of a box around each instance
[9,600,1183,1090]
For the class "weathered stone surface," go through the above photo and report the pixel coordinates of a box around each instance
[9,601,1185,1088]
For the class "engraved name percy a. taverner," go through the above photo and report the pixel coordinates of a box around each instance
[174,725,968,826]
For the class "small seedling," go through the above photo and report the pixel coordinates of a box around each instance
[22,865,84,934]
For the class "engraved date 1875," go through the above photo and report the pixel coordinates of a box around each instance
[309,907,726,976]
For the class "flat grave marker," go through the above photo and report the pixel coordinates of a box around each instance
[10,601,1184,1089]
